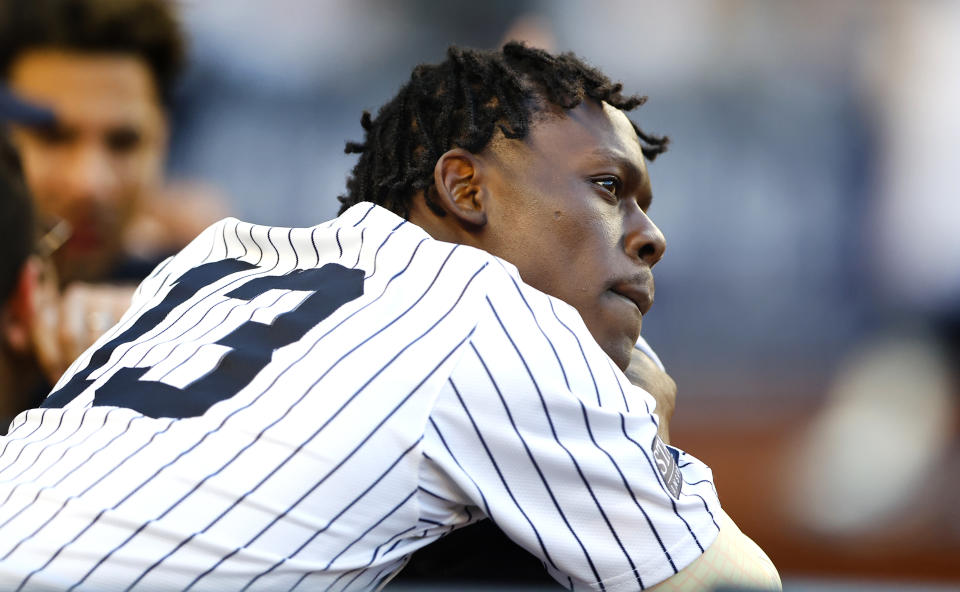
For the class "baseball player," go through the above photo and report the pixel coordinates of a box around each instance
[0,43,780,591]
[0,132,46,429]
[1,0,227,386]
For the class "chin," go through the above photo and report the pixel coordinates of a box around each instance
[599,336,635,371]
[581,306,640,370]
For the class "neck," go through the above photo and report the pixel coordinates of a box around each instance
[407,194,479,247]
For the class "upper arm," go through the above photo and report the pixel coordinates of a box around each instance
[423,266,728,590]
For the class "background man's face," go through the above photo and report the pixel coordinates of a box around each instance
[7,50,168,284]
[478,101,666,370]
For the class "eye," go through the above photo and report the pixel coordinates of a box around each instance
[591,176,622,198]
[32,125,72,146]
[106,128,142,153]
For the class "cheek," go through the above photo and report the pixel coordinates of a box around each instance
[560,213,620,278]
[135,140,165,181]
[114,148,161,204]
[564,217,636,359]
[535,242,607,324]
[19,149,64,211]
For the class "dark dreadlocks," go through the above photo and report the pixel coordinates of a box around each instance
[338,42,668,218]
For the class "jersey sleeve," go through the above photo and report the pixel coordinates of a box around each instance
[422,262,722,591]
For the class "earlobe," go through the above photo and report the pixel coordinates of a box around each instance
[433,149,487,227]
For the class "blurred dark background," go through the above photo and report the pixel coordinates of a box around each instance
[165,1,960,589]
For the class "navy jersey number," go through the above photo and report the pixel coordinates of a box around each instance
[42,260,364,419]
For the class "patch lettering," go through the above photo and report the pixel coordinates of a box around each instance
[652,435,682,499]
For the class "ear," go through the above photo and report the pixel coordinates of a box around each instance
[1,260,38,354]
[432,148,487,227]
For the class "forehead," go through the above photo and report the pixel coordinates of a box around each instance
[520,100,648,172]
[8,50,162,129]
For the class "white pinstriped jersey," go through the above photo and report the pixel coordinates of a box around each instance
[0,203,721,591]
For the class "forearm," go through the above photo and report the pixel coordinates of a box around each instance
[648,509,781,591]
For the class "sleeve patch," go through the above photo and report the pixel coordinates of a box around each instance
[652,435,682,499]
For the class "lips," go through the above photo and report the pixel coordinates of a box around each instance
[609,281,653,316]
[66,223,104,252]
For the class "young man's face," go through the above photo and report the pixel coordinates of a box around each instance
[7,50,168,284]
[480,101,666,370]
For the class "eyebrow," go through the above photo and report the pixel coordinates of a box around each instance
[588,148,647,184]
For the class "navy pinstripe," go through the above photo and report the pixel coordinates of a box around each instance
[493,276,674,578]
[0,204,723,591]
[479,306,613,588]
[448,371,564,572]
[66,237,437,581]
[115,247,483,586]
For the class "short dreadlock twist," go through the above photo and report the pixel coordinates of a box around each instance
[338,42,668,218]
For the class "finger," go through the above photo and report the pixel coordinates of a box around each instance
[59,284,89,367]
[78,285,136,354]
[25,258,67,383]
[35,301,65,379]
[85,308,114,347]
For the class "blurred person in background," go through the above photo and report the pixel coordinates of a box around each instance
[0,0,225,393]
[0,133,61,433]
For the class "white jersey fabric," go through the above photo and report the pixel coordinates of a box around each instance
[0,203,721,591]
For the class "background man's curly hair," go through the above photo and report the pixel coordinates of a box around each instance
[338,42,668,218]
[0,0,185,106]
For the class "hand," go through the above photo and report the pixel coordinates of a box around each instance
[624,347,677,444]
[32,282,136,384]
[124,182,227,259]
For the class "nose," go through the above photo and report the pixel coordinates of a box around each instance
[62,144,119,206]
[624,209,666,267]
